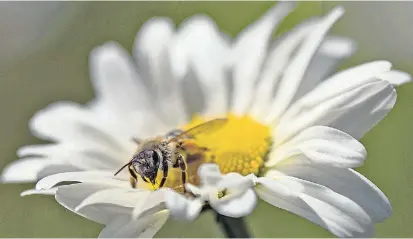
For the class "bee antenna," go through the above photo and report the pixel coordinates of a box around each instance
[114,162,131,176]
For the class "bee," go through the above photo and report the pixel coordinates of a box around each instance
[114,118,228,193]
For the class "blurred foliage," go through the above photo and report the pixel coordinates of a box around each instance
[0,1,412,238]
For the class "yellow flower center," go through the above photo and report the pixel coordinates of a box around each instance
[138,113,271,193]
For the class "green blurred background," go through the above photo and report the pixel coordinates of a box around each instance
[0,1,412,237]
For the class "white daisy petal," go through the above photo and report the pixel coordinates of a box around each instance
[194,171,257,218]
[90,41,151,114]
[328,82,396,140]
[210,188,257,218]
[267,126,366,168]
[133,17,174,90]
[217,172,256,191]
[18,143,131,172]
[378,70,412,86]
[231,1,295,115]
[132,189,167,220]
[56,183,132,225]
[165,189,203,221]
[274,162,392,223]
[94,190,168,238]
[284,60,391,115]
[173,15,229,117]
[267,7,344,121]
[29,101,99,142]
[255,176,375,238]
[0,158,50,183]
[114,210,169,238]
[98,214,131,238]
[28,102,134,149]
[293,36,356,103]
[179,68,206,119]
[37,164,79,179]
[198,163,222,186]
[17,144,61,158]
[75,188,149,212]
[276,77,395,144]
[251,19,318,121]
[1,156,78,184]
[36,171,126,190]
[277,61,396,144]
[185,183,203,196]
[319,36,356,59]
[134,17,186,126]
[20,188,58,197]
[277,60,392,132]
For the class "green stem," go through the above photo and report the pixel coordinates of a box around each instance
[201,204,252,238]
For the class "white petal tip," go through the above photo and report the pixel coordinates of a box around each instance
[90,42,133,71]
[320,36,356,58]
[331,6,345,16]
[379,70,412,86]
[322,6,345,25]
[91,41,122,58]
[0,159,44,184]
[198,163,220,175]
[20,188,57,197]
[273,1,297,12]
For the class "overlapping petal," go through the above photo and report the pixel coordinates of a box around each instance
[255,176,375,237]
[231,2,295,115]
[267,7,344,121]
[272,162,392,223]
[267,126,367,168]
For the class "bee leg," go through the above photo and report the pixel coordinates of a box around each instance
[129,177,137,189]
[176,154,188,194]
[140,176,149,183]
[128,167,138,189]
[158,160,169,189]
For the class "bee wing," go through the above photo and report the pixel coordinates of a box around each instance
[168,118,228,143]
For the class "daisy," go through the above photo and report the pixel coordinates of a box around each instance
[2,2,411,238]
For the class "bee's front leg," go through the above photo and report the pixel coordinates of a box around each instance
[128,167,138,189]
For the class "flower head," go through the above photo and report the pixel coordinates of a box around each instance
[2,2,411,238]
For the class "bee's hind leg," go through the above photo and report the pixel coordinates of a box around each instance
[158,160,169,189]
[174,154,188,194]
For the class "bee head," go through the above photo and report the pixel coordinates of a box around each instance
[132,149,161,185]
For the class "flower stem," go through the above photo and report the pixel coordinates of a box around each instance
[215,212,251,238]
[201,204,252,238]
